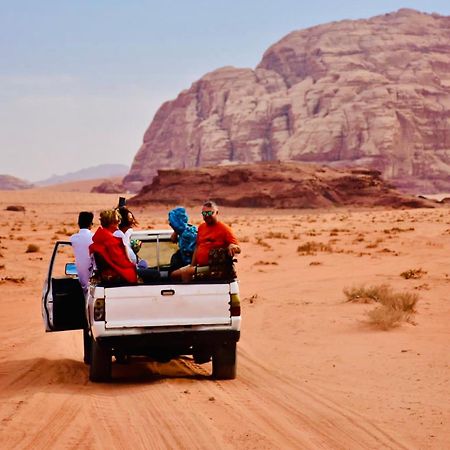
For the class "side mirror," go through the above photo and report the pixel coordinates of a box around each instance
[65,262,78,276]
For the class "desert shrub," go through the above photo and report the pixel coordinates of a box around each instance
[254,260,278,266]
[55,227,71,236]
[366,306,405,330]
[383,227,415,234]
[255,237,272,250]
[365,238,384,249]
[265,231,288,239]
[344,283,419,330]
[382,291,418,315]
[0,276,25,284]
[344,284,391,303]
[297,241,332,255]
[6,205,25,212]
[400,268,427,279]
[25,244,40,253]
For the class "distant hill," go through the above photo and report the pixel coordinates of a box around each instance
[36,176,125,193]
[0,174,33,190]
[35,164,129,186]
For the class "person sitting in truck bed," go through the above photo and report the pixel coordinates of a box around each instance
[171,201,240,282]
[70,211,94,294]
[89,209,137,284]
[168,206,197,272]
[113,206,138,264]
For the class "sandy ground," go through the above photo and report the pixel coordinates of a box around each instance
[0,189,448,449]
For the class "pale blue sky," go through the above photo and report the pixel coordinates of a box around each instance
[1,1,449,181]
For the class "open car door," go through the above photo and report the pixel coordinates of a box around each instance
[42,241,87,332]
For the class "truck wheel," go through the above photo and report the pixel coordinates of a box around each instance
[212,342,237,380]
[83,328,91,365]
[89,337,112,382]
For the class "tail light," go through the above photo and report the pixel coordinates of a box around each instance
[230,293,241,316]
[93,298,105,321]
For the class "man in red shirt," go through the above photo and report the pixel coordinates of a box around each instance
[171,201,240,282]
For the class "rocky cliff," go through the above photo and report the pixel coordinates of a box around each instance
[128,162,434,209]
[124,9,450,193]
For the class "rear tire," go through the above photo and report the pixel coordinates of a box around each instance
[83,328,91,365]
[89,337,112,382]
[212,342,237,380]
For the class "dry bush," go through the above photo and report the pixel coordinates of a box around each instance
[367,306,405,330]
[0,276,25,284]
[344,284,391,303]
[265,231,288,239]
[309,261,322,266]
[254,260,278,266]
[365,238,384,249]
[255,237,272,250]
[56,227,71,236]
[383,227,415,234]
[25,244,40,253]
[380,291,418,314]
[297,241,332,255]
[344,284,419,330]
[244,294,258,304]
[400,268,427,279]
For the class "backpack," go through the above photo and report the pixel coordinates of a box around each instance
[207,248,237,280]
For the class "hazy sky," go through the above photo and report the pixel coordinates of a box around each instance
[1,1,450,181]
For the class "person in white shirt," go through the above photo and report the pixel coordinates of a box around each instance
[70,211,94,293]
[113,207,138,264]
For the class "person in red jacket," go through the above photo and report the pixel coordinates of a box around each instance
[89,209,137,284]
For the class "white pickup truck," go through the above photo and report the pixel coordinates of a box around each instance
[42,229,241,382]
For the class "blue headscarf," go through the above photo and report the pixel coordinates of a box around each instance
[168,207,189,235]
[168,207,197,264]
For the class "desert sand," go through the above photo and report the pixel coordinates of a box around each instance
[0,188,448,449]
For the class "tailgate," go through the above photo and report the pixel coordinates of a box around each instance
[104,284,231,329]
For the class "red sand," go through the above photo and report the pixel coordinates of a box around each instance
[0,189,448,449]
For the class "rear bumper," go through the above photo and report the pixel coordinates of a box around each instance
[96,329,240,352]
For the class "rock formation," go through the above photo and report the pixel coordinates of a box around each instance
[128,162,434,209]
[0,175,33,190]
[123,9,450,194]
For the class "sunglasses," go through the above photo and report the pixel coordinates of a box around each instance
[202,210,215,217]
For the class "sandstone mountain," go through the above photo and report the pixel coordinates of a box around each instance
[128,162,434,209]
[0,175,33,191]
[123,9,450,194]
